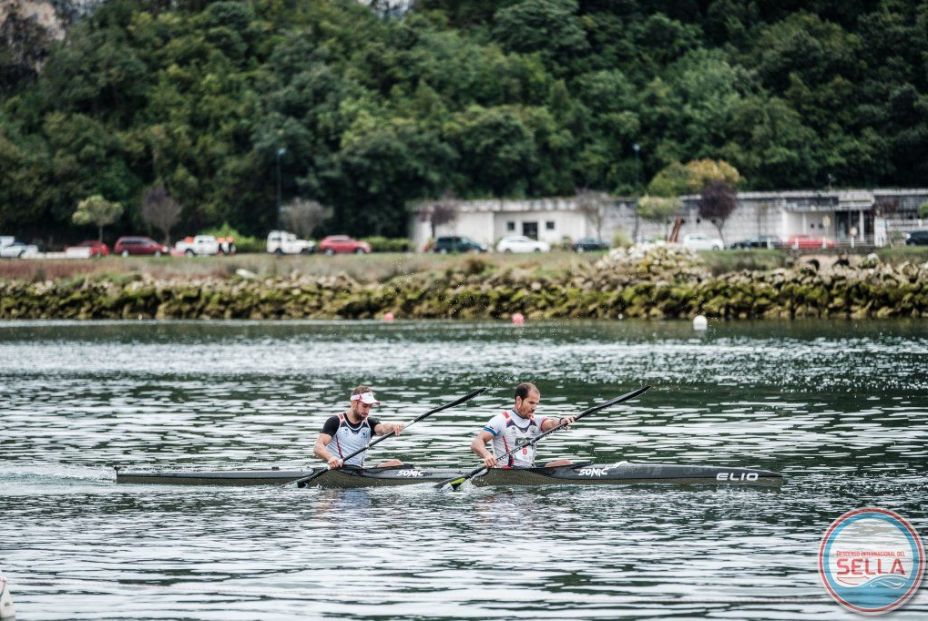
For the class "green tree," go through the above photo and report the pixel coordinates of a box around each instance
[684,159,741,192]
[492,0,589,71]
[72,195,124,241]
[445,105,537,197]
[637,195,681,238]
[648,161,690,197]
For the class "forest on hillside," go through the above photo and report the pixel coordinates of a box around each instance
[1,0,927,243]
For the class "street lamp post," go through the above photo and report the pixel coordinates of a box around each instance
[633,143,641,243]
[276,147,287,230]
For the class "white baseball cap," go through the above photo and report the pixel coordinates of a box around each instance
[350,391,380,406]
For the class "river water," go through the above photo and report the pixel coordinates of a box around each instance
[1,319,926,620]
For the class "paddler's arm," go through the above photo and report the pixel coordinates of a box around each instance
[373,422,405,436]
[540,415,576,432]
[313,433,342,469]
[470,430,498,468]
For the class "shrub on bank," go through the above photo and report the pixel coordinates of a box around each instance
[363,237,412,253]
[201,224,264,253]
[2,247,927,320]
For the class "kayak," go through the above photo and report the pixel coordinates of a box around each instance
[114,462,782,488]
[113,466,315,486]
[470,462,782,487]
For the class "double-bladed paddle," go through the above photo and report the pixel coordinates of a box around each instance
[436,384,652,491]
[295,387,487,488]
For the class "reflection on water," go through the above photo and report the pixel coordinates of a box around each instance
[1,319,926,619]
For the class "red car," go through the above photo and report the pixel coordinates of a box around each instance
[66,240,110,257]
[114,236,169,257]
[318,235,371,255]
[784,235,837,250]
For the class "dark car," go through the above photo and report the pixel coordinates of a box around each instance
[729,235,781,249]
[114,236,168,257]
[572,237,610,252]
[433,236,487,253]
[905,230,928,246]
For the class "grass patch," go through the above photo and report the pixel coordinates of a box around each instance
[875,246,928,264]
[701,249,789,275]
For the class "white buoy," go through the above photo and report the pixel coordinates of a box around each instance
[0,575,16,620]
[693,315,708,331]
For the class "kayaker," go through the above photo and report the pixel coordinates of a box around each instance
[470,382,575,469]
[313,385,405,469]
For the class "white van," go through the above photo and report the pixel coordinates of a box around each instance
[267,231,315,255]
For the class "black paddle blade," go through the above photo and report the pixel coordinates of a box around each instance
[574,385,652,420]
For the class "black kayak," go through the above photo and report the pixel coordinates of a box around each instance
[115,462,782,488]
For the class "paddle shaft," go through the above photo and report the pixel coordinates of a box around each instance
[440,384,652,490]
[295,387,486,487]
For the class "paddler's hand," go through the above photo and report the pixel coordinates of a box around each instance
[481,453,498,468]
[391,423,405,436]
[327,456,343,469]
[559,416,576,428]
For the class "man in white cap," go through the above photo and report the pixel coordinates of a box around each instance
[313,385,405,469]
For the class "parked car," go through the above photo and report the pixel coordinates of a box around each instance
[681,233,724,251]
[729,235,781,249]
[318,235,371,255]
[496,235,551,253]
[433,236,487,254]
[65,240,110,258]
[784,235,836,250]
[267,230,315,255]
[0,240,39,258]
[114,236,168,257]
[173,235,231,256]
[905,230,928,246]
[572,237,610,252]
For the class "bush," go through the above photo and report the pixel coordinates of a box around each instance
[363,237,412,253]
[920,202,928,219]
[612,230,633,248]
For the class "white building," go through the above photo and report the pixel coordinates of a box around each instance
[411,188,928,249]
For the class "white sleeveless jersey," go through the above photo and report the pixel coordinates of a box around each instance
[322,414,377,466]
[482,410,550,468]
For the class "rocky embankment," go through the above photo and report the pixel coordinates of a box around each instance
[1,247,926,320]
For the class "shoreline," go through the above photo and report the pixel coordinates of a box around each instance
[1,247,926,321]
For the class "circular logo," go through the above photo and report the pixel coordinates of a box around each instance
[819,508,924,615]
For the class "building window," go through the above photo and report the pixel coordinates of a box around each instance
[506,221,515,232]
[545,221,555,231]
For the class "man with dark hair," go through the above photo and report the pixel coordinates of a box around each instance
[470,382,575,469]
[313,385,405,469]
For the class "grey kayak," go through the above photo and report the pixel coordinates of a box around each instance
[115,462,782,488]
[471,462,783,487]
[114,466,316,486]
